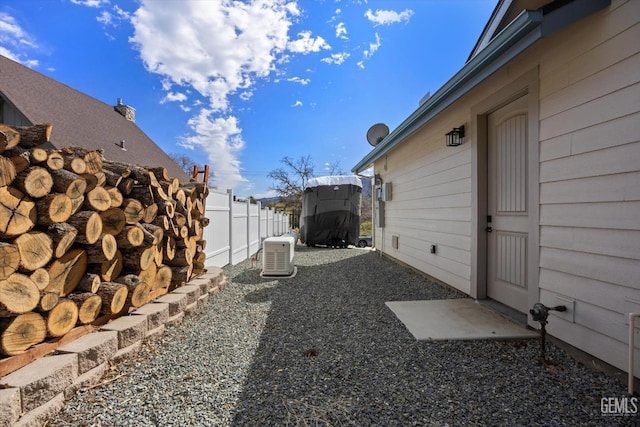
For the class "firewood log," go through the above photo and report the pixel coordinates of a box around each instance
[45,299,78,337]
[0,273,40,316]
[122,198,144,224]
[150,185,168,202]
[36,193,73,225]
[76,273,101,293]
[83,186,111,211]
[135,263,157,290]
[45,151,64,171]
[50,168,87,199]
[68,292,102,324]
[44,222,78,258]
[62,155,86,175]
[0,156,17,187]
[135,223,160,246]
[46,248,87,296]
[0,312,46,356]
[121,245,156,271]
[156,199,175,219]
[88,249,123,282]
[67,210,103,244]
[115,225,144,248]
[154,265,172,290]
[84,233,117,263]
[13,231,53,271]
[37,290,60,312]
[13,123,52,149]
[29,147,48,164]
[60,147,104,174]
[106,186,124,208]
[142,203,158,223]
[97,282,128,315]
[101,161,131,179]
[12,166,53,198]
[99,207,126,235]
[30,268,50,291]
[5,148,30,173]
[148,167,169,182]
[69,195,84,215]
[163,235,176,261]
[151,215,170,231]
[0,124,20,152]
[0,242,20,280]
[129,185,154,206]
[118,177,134,195]
[115,274,152,308]
[0,187,36,238]
[170,265,193,288]
[103,169,123,187]
[165,247,193,267]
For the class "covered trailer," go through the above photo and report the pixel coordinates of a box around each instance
[300,175,362,247]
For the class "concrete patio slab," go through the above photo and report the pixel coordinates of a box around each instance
[385,299,538,341]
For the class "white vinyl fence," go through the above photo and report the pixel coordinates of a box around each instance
[203,189,290,267]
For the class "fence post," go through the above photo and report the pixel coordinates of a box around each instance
[246,198,251,260]
[257,200,262,250]
[227,189,233,266]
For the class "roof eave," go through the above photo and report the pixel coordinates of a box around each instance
[352,9,543,174]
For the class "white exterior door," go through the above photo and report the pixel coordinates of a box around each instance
[487,96,529,313]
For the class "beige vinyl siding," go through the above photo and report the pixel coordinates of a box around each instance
[537,0,640,373]
[374,116,473,294]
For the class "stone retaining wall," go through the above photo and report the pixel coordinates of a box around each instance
[0,267,227,427]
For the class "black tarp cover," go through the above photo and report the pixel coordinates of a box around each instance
[300,175,362,247]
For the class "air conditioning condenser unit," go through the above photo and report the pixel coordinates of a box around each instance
[261,234,296,277]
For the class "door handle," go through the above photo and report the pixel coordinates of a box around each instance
[485,226,493,232]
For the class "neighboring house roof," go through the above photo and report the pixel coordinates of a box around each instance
[352,0,611,174]
[0,54,190,181]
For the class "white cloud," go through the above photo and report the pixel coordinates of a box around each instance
[0,12,39,65]
[71,0,109,7]
[292,100,303,107]
[161,91,188,104]
[356,60,364,69]
[179,110,247,191]
[321,52,350,65]
[70,0,110,7]
[363,32,381,59]
[335,22,348,40]
[287,76,310,85]
[129,0,301,191]
[365,9,414,26]
[288,31,330,54]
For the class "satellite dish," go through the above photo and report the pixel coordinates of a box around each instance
[366,123,389,147]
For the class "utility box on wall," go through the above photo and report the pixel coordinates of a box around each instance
[377,182,392,202]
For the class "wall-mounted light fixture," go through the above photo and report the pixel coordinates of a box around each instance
[445,125,465,147]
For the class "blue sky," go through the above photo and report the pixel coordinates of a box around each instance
[0,0,495,198]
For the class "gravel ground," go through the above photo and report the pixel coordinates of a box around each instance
[51,246,634,426]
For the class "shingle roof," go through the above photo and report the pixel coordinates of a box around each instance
[0,54,190,182]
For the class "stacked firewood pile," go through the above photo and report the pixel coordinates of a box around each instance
[0,123,209,356]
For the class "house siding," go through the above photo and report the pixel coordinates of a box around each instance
[374,112,473,295]
[372,0,640,374]
[537,0,640,373]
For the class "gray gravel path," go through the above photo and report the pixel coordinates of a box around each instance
[51,247,634,426]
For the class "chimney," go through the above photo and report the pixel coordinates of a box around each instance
[114,98,136,122]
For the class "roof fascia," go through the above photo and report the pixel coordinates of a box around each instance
[468,0,513,61]
[352,9,543,174]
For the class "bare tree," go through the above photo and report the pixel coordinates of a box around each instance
[325,160,345,175]
[168,153,197,176]
[267,155,315,226]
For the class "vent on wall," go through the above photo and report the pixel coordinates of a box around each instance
[392,235,399,250]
